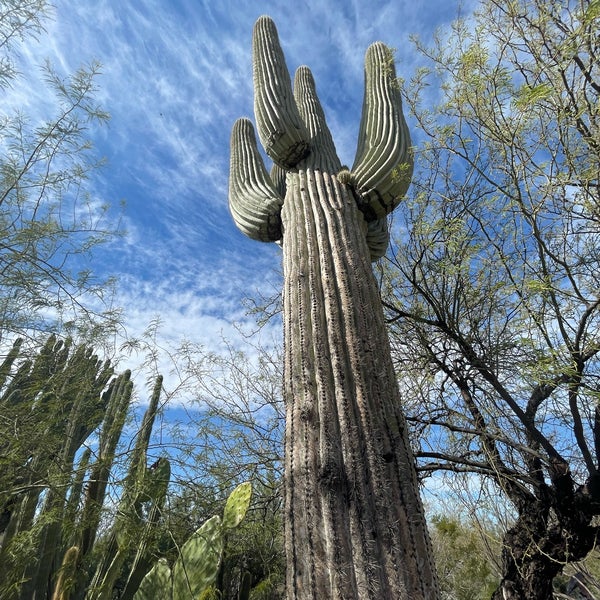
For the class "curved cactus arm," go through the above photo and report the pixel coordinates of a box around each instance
[293,66,341,173]
[229,118,284,242]
[270,162,287,198]
[365,217,391,261]
[252,15,310,168]
[346,42,413,221]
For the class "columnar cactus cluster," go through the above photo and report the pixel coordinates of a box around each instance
[229,17,439,599]
[0,337,171,600]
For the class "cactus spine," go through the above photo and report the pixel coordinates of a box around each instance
[228,17,439,600]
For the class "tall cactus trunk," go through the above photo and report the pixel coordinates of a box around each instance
[282,169,436,598]
[228,17,439,599]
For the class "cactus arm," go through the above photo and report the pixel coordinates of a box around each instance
[120,460,171,600]
[252,15,310,168]
[229,118,284,242]
[345,42,413,221]
[270,162,287,198]
[365,217,391,261]
[293,66,341,173]
[0,338,22,390]
[79,371,133,558]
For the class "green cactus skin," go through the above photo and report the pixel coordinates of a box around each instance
[252,16,310,168]
[133,482,252,600]
[172,515,224,600]
[78,371,134,559]
[348,42,413,221]
[133,559,172,600]
[229,118,284,242]
[0,337,115,600]
[221,481,252,531]
[85,377,168,600]
[228,17,438,600]
[120,458,172,600]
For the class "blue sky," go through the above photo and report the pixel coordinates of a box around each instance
[8,0,475,385]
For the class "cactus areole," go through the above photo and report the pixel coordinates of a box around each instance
[228,17,439,600]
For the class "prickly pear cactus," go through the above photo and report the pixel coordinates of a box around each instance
[222,480,252,530]
[228,16,439,600]
[172,515,223,600]
[134,559,172,600]
[133,482,252,600]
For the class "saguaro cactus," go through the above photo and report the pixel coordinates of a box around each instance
[229,17,439,600]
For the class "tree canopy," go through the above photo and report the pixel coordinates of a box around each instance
[382,0,600,597]
[0,0,120,342]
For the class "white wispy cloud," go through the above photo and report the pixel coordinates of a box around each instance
[4,0,475,387]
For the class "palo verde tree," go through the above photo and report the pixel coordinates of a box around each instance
[228,16,439,600]
[381,1,600,598]
[0,0,119,342]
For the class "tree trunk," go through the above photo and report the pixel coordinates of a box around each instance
[281,168,438,599]
[492,486,599,600]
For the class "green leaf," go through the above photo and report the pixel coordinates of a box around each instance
[582,0,600,24]
[514,83,552,108]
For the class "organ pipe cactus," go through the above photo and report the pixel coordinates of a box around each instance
[0,336,115,600]
[228,17,439,600]
[85,376,169,600]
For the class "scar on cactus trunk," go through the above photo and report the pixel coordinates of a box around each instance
[228,16,440,600]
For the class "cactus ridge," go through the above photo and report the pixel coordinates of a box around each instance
[349,42,413,221]
[252,16,310,168]
[293,66,340,173]
[230,16,413,260]
[229,118,284,242]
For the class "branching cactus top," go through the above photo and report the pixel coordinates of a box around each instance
[229,15,413,259]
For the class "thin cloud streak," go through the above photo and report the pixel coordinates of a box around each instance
[5,0,474,376]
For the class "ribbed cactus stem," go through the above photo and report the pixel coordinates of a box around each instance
[79,371,133,558]
[85,376,166,600]
[252,16,310,167]
[282,169,437,598]
[229,17,438,599]
[348,42,413,221]
[120,460,170,600]
[229,118,284,242]
[0,338,22,389]
[293,66,340,173]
